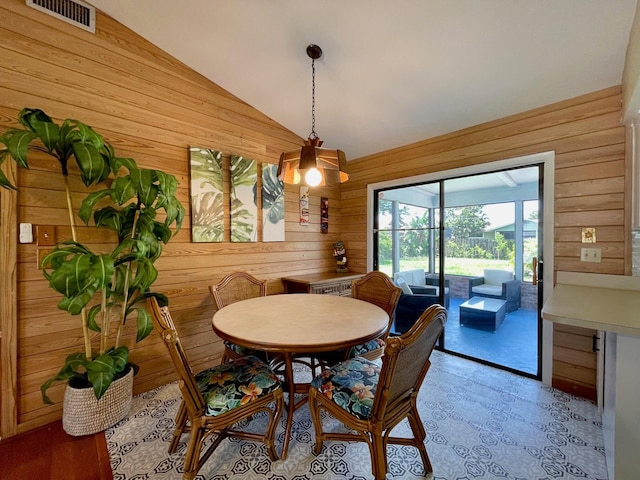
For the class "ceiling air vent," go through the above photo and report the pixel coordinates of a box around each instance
[26,0,96,33]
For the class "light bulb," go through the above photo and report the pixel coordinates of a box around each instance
[293,170,301,184]
[305,168,322,187]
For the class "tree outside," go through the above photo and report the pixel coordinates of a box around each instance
[377,203,526,277]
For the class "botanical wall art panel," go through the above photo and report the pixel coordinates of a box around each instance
[230,154,258,242]
[262,163,285,242]
[190,146,224,242]
[300,186,309,225]
[321,197,328,234]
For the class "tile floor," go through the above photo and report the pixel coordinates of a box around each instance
[108,350,607,479]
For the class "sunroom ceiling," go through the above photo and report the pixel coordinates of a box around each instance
[380,167,540,210]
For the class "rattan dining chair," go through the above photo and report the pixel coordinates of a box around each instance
[313,271,401,370]
[209,271,268,363]
[348,270,402,361]
[147,297,284,480]
[308,304,447,480]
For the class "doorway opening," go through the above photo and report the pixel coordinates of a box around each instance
[373,163,544,378]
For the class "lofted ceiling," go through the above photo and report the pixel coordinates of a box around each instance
[87,0,637,160]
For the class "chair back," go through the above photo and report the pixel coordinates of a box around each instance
[371,304,446,420]
[483,268,514,286]
[351,271,402,335]
[210,271,267,310]
[147,297,205,416]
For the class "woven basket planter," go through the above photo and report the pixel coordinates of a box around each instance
[62,367,134,436]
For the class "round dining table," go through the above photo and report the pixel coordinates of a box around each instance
[212,293,389,459]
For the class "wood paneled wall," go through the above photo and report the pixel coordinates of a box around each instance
[342,86,628,400]
[0,0,343,435]
[0,0,629,437]
[0,159,18,440]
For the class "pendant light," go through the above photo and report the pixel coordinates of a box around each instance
[277,44,348,187]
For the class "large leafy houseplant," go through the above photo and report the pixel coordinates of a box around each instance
[0,108,184,402]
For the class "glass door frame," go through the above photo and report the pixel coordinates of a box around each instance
[366,152,556,386]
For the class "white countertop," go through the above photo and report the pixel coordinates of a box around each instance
[541,271,640,336]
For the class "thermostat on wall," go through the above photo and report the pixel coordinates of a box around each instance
[19,223,33,243]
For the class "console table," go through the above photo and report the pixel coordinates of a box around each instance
[281,272,364,296]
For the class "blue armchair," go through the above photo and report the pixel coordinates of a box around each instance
[393,272,450,334]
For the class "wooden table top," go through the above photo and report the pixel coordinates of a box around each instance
[212,294,388,353]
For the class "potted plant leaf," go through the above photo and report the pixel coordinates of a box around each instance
[0,108,184,434]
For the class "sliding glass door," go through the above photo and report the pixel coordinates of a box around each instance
[374,165,542,378]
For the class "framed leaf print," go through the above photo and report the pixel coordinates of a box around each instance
[230,154,257,242]
[190,146,224,242]
[262,163,285,242]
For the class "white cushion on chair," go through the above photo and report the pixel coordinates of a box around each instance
[395,277,414,295]
[471,284,503,296]
[472,269,513,297]
[428,286,450,296]
[483,269,513,286]
[393,269,425,287]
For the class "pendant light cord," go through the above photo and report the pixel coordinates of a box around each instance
[310,57,318,140]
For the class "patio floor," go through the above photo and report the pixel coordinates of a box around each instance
[441,297,539,376]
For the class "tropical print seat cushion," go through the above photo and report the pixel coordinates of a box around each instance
[317,337,385,365]
[223,340,267,360]
[310,356,381,420]
[195,355,281,417]
[348,338,385,357]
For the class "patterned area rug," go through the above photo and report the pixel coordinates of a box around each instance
[107,351,608,479]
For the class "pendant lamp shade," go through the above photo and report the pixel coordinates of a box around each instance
[278,137,348,187]
[277,45,348,187]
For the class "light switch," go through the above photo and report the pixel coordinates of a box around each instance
[580,248,601,263]
[592,248,602,262]
[19,223,33,243]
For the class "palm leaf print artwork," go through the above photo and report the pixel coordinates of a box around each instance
[190,147,224,242]
[230,154,257,242]
[262,164,285,242]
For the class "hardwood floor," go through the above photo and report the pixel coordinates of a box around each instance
[0,421,112,480]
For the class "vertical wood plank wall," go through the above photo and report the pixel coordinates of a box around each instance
[342,86,627,401]
[0,0,343,434]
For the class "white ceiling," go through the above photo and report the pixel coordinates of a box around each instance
[87,0,637,160]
